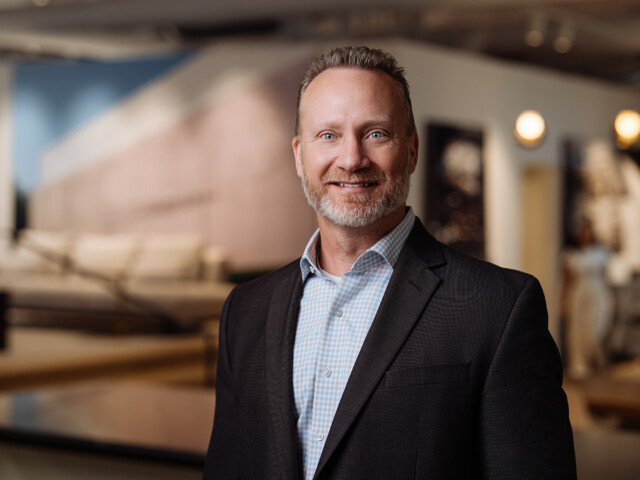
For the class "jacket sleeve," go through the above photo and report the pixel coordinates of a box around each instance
[480,276,577,479]
[203,289,239,479]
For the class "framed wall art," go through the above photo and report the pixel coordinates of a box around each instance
[425,122,485,259]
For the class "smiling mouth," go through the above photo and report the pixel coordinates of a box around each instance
[333,182,377,187]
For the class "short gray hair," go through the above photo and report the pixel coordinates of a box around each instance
[295,46,416,137]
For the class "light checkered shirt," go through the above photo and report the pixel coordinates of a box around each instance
[294,208,415,479]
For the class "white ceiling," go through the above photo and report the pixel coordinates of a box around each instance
[0,0,639,86]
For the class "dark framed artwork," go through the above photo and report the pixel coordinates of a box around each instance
[425,122,485,259]
[562,138,625,249]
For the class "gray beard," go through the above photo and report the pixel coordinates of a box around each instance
[300,158,411,228]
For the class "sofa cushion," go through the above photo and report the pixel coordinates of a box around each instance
[71,233,138,280]
[0,230,71,274]
[125,279,235,320]
[128,234,203,281]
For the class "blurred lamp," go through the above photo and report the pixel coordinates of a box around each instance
[515,110,546,148]
[614,109,640,148]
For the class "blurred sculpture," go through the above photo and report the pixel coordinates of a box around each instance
[564,219,614,379]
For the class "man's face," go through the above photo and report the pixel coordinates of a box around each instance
[292,68,418,228]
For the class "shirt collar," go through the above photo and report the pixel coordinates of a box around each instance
[299,207,415,281]
[300,229,321,281]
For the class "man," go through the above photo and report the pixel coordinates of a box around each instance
[204,46,576,479]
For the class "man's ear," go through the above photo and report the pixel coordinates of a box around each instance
[292,136,303,178]
[408,131,419,174]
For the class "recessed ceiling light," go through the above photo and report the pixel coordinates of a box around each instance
[525,14,546,48]
[553,21,576,54]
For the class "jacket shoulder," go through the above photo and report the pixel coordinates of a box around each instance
[445,243,533,282]
[409,218,537,293]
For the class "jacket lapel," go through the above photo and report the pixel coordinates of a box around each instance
[265,265,303,479]
[313,221,446,478]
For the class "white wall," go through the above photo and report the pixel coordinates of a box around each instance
[0,62,12,247]
[336,39,639,271]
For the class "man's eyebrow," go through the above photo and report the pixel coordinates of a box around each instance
[360,118,394,129]
[307,117,395,132]
[307,121,341,132]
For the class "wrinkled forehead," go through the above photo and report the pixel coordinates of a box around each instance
[298,68,407,128]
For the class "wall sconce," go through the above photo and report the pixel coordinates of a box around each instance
[515,110,546,148]
[614,109,640,148]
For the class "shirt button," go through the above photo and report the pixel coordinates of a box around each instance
[334,309,343,317]
[324,368,332,377]
[316,432,324,441]
[309,266,315,273]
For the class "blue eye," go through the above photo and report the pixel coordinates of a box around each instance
[322,133,335,140]
[370,131,384,139]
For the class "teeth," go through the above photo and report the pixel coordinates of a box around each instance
[337,183,372,187]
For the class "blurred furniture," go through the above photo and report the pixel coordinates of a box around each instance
[0,230,234,333]
[0,381,215,479]
[0,326,218,392]
[0,292,6,351]
[610,275,640,357]
[579,359,640,428]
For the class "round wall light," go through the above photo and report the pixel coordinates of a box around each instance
[515,110,546,148]
[614,109,640,148]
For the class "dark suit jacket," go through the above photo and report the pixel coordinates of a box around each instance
[203,219,576,479]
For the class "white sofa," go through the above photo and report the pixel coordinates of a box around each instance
[0,230,234,333]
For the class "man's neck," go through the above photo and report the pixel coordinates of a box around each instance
[316,207,406,277]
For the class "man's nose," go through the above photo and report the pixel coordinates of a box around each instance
[335,135,371,172]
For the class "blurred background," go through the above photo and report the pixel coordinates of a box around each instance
[0,0,639,478]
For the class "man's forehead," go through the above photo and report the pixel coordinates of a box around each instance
[300,68,402,114]
[299,68,404,129]
[304,67,395,93]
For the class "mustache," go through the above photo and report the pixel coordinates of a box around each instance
[322,170,386,185]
